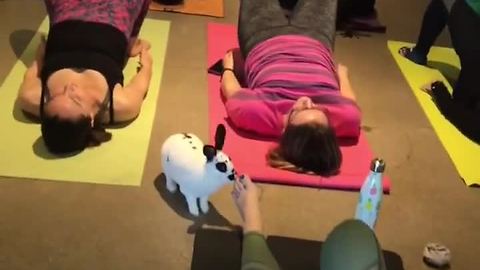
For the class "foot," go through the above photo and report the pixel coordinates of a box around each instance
[129,38,151,57]
[398,46,427,66]
[231,175,262,234]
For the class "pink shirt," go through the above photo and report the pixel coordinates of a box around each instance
[225,35,361,139]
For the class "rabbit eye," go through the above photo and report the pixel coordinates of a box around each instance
[215,162,227,173]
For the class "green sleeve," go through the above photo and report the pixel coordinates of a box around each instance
[465,0,480,16]
[241,232,281,270]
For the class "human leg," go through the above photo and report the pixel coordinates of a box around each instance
[448,0,480,105]
[238,0,289,57]
[289,0,337,49]
[130,0,151,38]
[321,219,386,270]
[128,0,152,56]
[399,0,449,65]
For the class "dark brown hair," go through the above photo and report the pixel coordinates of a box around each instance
[267,123,342,176]
[41,114,111,154]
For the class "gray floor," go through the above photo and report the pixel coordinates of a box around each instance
[0,0,478,269]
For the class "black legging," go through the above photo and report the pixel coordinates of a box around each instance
[415,0,480,103]
[449,0,480,104]
[425,0,480,142]
[280,0,377,22]
[238,0,337,57]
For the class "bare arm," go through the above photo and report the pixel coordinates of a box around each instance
[113,48,153,122]
[337,64,357,102]
[17,36,46,117]
[220,51,242,100]
[221,70,242,100]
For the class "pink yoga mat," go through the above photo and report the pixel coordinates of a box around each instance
[207,23,391,192]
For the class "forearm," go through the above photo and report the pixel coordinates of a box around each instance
[241,232,280,270]
[221,70,242,99]
[113,65,152,122]
[338,71,356,101]
[125,65,152,100]
[25,47,44,79]
[18,62,42,117]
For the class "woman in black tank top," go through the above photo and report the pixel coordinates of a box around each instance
[17,0,153,154]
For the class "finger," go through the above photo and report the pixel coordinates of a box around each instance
[234,180,244,192]
[240,175,251,186]
[231,189,240,199]
[233,180,241,191]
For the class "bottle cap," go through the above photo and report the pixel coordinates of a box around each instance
[370,158,386,173]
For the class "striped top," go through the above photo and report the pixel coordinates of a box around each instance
[225,35,361,139]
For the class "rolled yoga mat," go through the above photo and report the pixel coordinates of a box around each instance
[207,23,391,192]
[0,18,170,186]
[150,0,224,18]
[388,41,480,186]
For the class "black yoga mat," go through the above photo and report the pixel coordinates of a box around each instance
[191,228,404,270]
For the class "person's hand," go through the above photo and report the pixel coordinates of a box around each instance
[231,175,262,233]
[222,50,234,70]
[138,48,152,72]
[130,39,151,57]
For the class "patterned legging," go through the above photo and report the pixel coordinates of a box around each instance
[44,0,151,40]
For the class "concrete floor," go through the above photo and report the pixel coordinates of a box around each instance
[0,0,478,269]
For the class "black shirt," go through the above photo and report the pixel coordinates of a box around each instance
[40,20,128,124]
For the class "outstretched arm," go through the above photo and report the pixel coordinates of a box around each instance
[17,36,46,117]
[113,48,153,122]
[232,176,281,270]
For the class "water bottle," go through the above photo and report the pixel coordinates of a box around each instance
[355,158,386,229]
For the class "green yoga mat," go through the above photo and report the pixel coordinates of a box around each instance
[388,41,480,186]
[0,18,170,186]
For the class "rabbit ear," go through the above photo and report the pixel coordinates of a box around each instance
[215,124,226,150]
[203,145,217,162]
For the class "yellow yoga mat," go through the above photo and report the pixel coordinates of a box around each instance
[0,18,170,186]
[388,41,480,186]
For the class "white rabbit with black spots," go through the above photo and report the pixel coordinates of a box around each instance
[161,124,236,216]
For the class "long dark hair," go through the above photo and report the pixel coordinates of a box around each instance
[41,114,111,154]
[267,122,342,176]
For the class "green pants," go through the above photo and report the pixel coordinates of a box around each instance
[321,219,386,270]
[242,219,385,270]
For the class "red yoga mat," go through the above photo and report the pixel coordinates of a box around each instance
[207,23,391,192]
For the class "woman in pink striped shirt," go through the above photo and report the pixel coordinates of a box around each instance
[221,0,361,176]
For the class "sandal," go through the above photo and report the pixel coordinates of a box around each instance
[398,46,427,66]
